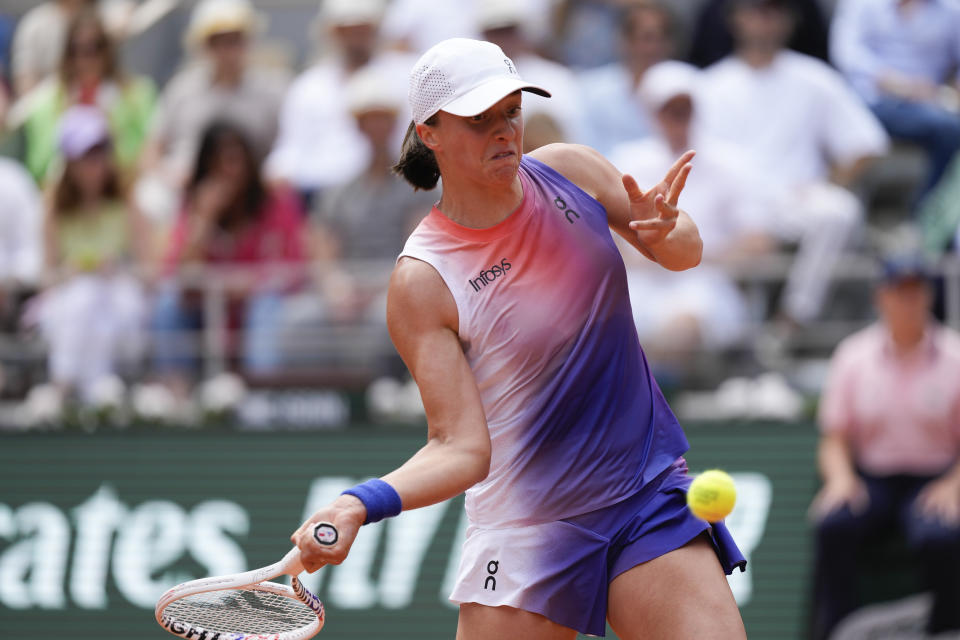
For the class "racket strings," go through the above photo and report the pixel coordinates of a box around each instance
[165,587,317,634]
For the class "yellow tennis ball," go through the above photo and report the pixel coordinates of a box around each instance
[687,469,737,522]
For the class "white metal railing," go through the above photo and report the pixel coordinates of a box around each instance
[2,253,958,391]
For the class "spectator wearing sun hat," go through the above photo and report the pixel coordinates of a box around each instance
[266,0,414,202]
[137,0,287,224]
[276,66,436,371]
[312,66,434,267]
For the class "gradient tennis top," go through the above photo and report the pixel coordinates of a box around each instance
[400,155,689,528]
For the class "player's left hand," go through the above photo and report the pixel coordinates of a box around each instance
[291,494,367,572]
[915,476,960,526]
[625,150,694,248]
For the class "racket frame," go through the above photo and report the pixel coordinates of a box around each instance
[155,522,336,640]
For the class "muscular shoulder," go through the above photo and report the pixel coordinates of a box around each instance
[388,257,459,337]
[528,143,617,200]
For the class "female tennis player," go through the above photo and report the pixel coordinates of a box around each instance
[292,38,747,639]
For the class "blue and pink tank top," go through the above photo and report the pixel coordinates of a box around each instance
[399,155,689,528]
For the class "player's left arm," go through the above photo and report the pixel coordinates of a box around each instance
[530,143,702,271]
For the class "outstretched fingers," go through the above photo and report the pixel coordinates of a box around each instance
[663,150,695,186]
[667,163,693,207]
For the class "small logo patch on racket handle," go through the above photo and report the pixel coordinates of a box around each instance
[313,522,338,546]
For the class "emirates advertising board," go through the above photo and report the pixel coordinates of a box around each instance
[0,426,814,639]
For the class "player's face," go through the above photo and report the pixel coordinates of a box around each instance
[430,92,525,187]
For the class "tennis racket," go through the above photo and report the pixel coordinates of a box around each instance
[155,522,339,640]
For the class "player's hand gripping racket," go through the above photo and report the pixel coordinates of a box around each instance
[155,522,338,640]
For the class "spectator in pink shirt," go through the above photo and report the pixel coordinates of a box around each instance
[810,254,960,639]
[152,120,307,395]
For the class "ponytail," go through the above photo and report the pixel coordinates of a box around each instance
[393,118,440,191]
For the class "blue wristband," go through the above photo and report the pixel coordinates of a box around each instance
[342,479,402,525]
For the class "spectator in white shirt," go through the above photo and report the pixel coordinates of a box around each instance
[265,0,413,203]
[610,61,765,362]
[698,0,889,327]
[476,0,588,146]
[0,157,42,396]
[831,0,960,202]
[0,156,43,305]
[576,1,674,156]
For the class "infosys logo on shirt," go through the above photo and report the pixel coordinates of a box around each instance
[469,258,512,293]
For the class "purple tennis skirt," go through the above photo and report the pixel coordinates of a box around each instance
[449,458,747,637]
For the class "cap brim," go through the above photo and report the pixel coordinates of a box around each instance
[440,76,551,118]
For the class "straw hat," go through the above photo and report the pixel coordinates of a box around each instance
[184,0,265,49]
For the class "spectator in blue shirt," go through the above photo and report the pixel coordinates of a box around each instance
[831,0,960,202]
[576,1,674,155]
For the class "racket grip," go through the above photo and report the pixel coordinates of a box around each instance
[313,521,339,546]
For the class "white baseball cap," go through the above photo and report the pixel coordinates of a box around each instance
[638,60,701,111]
[408,38,550,125]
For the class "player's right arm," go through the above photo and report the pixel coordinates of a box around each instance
[293,257,491,571]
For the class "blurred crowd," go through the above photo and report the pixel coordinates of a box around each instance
[0,0,957,417]
[0,1,959,636]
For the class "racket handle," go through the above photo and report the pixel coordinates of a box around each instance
[313,521,339,546]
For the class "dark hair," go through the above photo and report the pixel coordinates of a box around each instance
[53,143,124,215]
[187,120,267,227]
[60,9,122,86]
[392,118,440,191]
